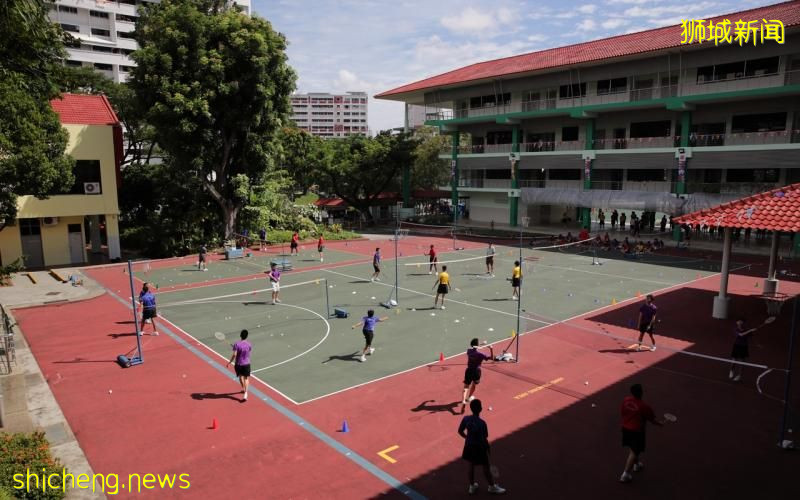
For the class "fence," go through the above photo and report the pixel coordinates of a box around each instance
[1,304,15,374]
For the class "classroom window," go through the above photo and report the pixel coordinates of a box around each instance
[548,169,581,180]
[629,120,671,138]
[69,160,102,194]
[731,112,787,133]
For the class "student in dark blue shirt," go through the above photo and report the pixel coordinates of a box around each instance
[138,283,159,336]
[462,338,494,405]
[458,399,505,494]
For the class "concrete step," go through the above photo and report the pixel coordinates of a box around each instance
[0,373,35,432]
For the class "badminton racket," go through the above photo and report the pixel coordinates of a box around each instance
[214,331,226,341]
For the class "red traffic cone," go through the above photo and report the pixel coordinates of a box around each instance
[439,352,445,362]
[211,418,218,430]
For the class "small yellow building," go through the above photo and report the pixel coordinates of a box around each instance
[0,94,123,268]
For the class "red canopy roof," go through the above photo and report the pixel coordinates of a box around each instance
[674,183,800,232]
[376,0,800,99]
[50,93,120,125]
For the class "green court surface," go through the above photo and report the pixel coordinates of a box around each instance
[155,244,723,403]
[132,247,364,288]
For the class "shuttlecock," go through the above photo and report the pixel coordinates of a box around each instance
[488,328,494,332]
[371,296,376,300]
[352,291,357,295]
[584,381,589,385]
[591,403,596,408]
[108,389,113,394]
[431,313,436,316]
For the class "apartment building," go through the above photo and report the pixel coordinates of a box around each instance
[290,92,369,137]
[376,1,800,229]
[47,0,251,83]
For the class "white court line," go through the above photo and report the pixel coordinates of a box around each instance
[532,263,676,286]
[297,262,759,405]
[148,309,302,405]
[251,303,331,373]
[158,278,326,307]
[323,268,551,326]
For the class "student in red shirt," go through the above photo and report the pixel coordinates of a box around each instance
[290,231,299,255]
[619,383,664,483]
[317,234,325,262]
[426,244,438,274]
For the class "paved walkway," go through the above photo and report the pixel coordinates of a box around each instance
[1,268,105,499]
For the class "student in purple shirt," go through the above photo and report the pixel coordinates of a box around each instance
[636,294,657,351]
[352,309,389,362]
[267,263,281,305]
[730,318,757,382]
[370,248,381,282]
[227,330,252,401]
[462,338,494,405]
[138,283,159,336]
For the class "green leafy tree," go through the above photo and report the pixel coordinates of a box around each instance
[130,0,296,238]
[0,0,75,231]
[411,126,449,191]
[319,132,415,223]
[276,127,325,197]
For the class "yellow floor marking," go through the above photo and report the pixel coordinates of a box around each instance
[378,445,400,464]
[513,377,564,400]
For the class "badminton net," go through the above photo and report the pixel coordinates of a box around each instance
[398,221,454,238]
[158,278,331,317]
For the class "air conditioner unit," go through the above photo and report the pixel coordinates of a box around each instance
[42,217,59,226]
[84,182,101,194]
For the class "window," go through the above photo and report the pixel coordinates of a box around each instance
[117,31,136,39]
[91,28,110,37]
[559,83,586,99]
[726,169,779,183]
[61,24,79,33]
[561,126,579,142]
[597,77,627,95]
[121,49,134,56]
[120,65,135,73]
[119,0,136,5]
[627,169,664,181]
[469,93,510,109]
[745,56,780,77]
[92,45,113,53]
[486,131,512,145]
[93,63,113,71]
[65,60,83,67]
[629,120,671,138]
[486,169,511,180]
[548,169,581,180]
[90,10,109,18]
[731,112,787,133]
[116,13,137,22]
[58,5,78,14]
[69,160,102,194]
[19,219,41,237]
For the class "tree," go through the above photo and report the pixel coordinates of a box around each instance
[319,132,416,223]
[0,0,75,230]
[276,127,325,197]
[411,126,449,191]
[130,0,296,238]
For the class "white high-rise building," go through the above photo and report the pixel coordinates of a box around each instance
[48,0,251,83]
[290,92,369,138]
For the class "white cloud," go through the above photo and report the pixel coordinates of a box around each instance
[440,6,516,34]
[601,17,629,29]
[577,19,597,30]
[624,2,718,18]
[527,34,547,42]
[606,0,652,4]
[578,4,597,14]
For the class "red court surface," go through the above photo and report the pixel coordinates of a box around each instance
[14,239,800,499]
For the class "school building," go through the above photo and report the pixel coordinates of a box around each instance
[376,1,800,232]
[0,93,123,268]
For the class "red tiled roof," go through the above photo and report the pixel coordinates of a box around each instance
[674,183,800,232]
[50,93,120,125]
[376,0,800,99]
[315,197,347,208]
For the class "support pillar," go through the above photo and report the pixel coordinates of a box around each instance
[450,131,459,224]
[509,126,520,227]
[673,111,691,241]
[581,119,595,230]
[89,215,102,253]
[106,214,121,261]
[713,227,732,319]
[764,231,780,294]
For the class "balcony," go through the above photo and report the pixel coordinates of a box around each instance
[684,182,781,195]
[425,69,800,124]
[457,179,511,189]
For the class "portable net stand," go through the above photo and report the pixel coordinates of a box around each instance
[118,260,144,368]
[759,291,789,318]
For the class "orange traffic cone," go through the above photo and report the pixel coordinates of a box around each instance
[439,352,445,362]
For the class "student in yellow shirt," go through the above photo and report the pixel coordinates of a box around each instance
[433,265,451,309]
[511,261,521,300]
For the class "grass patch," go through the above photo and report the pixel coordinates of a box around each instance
[0,432,66,499]
[294,192,319,205]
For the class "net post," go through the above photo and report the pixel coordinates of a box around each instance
[128,260,143,363]
[779,296,798,447]
[515,222,522,363]
[325,278,331,317]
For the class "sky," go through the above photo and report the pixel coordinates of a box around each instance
[254,0,769,133]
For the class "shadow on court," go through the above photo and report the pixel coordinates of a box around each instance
[322,352,362,363]
[191,392,242,402]
[410,399,463,416]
